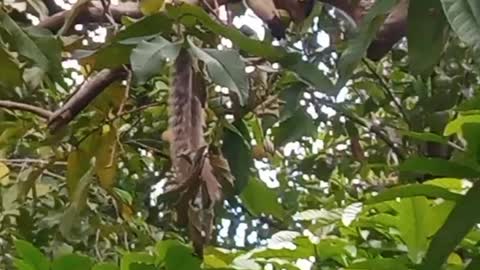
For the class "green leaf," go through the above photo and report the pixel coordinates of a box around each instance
[273,109,316,146]
[293,209,342,223]
[366,184,462,204]
[222,120,252,193]
[465,256,480,270]
[60,163,95,238]
[120,252,155,270]
[441,0,480,52]
[165,244,201,270]
[253,237,314,260]
[188,39,248,106]
[461,123,480,165]
[84,14,172,69]
[408,0,448,76]
[92,263,119,270]
[391,197,432,263]
[203,254,229,269]
[400,130,449,144]
[444,115,480,136]
[14,240,50,270]
[316,238,356,262]
[421,181,480,270]
[0,47,22,87]
[0,10,59,82]
[240,178,284,220]
[25,27,65,87]
[166,4,282,60]
[52,254,93,270]
[129,35,181,84]
[166,4,332,93]
[14,259,36,270]
[423,178,470,191]
[337,0,399,84]
[400,157,480,178]
[282,58,335,94]
[346,258,409,270]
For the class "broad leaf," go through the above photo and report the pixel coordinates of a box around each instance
[140,0,165,15]
[60,163,95,237]
[408,0,448,76]
[0,11,63,85]
[253,236,315,260]
[14,240,50,270]
[273,109,316,146]
[240,177,285,220]
[346,258,409,270]
[337,0,399,85]
[444,114,480,136]
[92,263,119,270]
[222,120,252,193]
[422,181,480,269]
[167,4,333,92]
[188,39,249,106]
[400,130,449,144]
[366,184,462,204]
[166,4,282,60]
[52,254,93,270]
[391,197,433,263]
[129,35,181,84]
[400,157,480,179]
[0,47,22,87]
[165,244,201,270]
[120,252,155,270]
[82,14,172,69]
[95,125,118,190]
[441,0,480,52]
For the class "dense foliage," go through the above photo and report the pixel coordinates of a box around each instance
[2,0,480,269]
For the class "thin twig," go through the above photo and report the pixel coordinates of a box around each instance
[0,158,67,165]
[362,59,411,127]
[117,67,132,116]
[312,96,406,160]
[75,102,163,146]
[0,100,53,119]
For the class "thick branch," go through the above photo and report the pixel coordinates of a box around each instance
[0,100,53,119]
[323,0,408,61]
[38,1,142,32]
[42,0,63,15]
[48,67,128,132]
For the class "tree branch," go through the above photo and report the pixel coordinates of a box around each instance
[0,100,53,119]
[37,1,142,32]
[312,96,406,161]
[48,67,128,132]
[322,0,408,61]
[362,59,411,127]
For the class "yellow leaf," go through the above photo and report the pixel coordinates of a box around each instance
[140,0,165,15]
[67,149,91,196]
[0,162,10,186]
[91,82,126,114]
[447,252,463,265]
[34,183,50,197]
[67,132,99,196]
[120,203,133,220]
[95,125,118,190]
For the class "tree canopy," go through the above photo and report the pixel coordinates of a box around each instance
[2,0,480,269]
